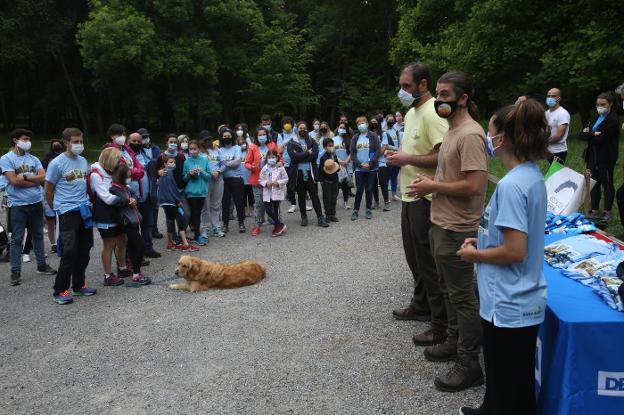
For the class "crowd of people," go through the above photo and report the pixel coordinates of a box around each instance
[2,58,623,415]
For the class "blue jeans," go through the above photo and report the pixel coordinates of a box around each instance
[9,203,46,273]
[354,170,376,211]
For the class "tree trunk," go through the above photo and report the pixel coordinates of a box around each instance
[55,51,89,140]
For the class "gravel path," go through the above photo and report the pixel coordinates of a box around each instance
[0,199,483,414]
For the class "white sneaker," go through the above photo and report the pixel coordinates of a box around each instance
[393,194,401,202]
[22,254,31,263]
[287,205,296,213]
[344,202,351,210]
[306,205,312,211]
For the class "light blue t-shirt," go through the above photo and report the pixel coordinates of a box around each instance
[332,136,352,174]
[277,130,296,167]
[44,153,89,214]
[0,151,44,206]
[477,162,548,328]
[258,145,269,169]
[241,148,251,184]
[384,128,402,150]
[378,133,389,167]
[205,149,224,174]
[135,150,150,201]
[0,174,7,193]
[355,135,376,172]
[219,145,244,178]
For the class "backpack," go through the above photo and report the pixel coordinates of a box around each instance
[86,168,104,203]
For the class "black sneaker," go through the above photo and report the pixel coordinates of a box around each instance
[144,250,162,258]
[51,244,57,254]
[301,216,308,227]
[318,217,329,227]
[329,216,339,222]
[152,230,164,239]
[36,264,57,275]
[239,224,246,234]
[10,272,21,286]
[424,340,458,362]
[392,306,431,322]
[459,407,482,415]
[434,358,484,392]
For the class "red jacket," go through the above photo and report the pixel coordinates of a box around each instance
[244,142,281,186]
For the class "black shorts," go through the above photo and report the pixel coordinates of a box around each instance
[97,226,124,239]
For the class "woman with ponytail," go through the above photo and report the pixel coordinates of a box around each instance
[456,98,549,415]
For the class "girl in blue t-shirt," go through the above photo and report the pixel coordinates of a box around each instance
[456,99,549,415]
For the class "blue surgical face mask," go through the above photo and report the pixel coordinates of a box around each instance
[485,133,502,158]
[267,157,277,166]
[546,97,557,108]
[264,124,272,132]
[168,143,178,152]
[258,135,268,144]
[338,128,347,135]
[358,123,368,133]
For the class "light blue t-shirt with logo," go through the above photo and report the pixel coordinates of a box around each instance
[135,150,150,201]
[0,151,44,206]
[205,148,224,174]
[277,130,296,167]
[378,133,389,167]
[355,135,376,172]
[219,145,244,178]
[44,153,89,214]
[332,136,352,174]
[477,161,548,328]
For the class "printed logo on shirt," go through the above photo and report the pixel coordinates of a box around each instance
[223,155,235,161]
[63,169,86,182]
[356,141,370,150]
[207,153,220,162]
[15,164,36,175]
[597,371,624,397]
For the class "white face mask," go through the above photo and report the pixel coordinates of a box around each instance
[313,123,320,131]
[142,137,150,145]
[397,88,416,107]
[70,143,84,156]
[597,107,609,116]
[236,130,244,137]
[180,142,189,150]
[114,135,126,146]
[16,139,32,152]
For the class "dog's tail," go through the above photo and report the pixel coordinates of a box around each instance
[249,262,267,280]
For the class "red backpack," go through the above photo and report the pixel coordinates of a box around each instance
[86,168,104,203]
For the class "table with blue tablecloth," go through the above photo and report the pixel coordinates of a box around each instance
[537,234,624,414]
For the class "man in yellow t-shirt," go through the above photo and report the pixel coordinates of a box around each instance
[386,62,449,348]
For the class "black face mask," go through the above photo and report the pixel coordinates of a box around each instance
[434,99,459,119]
[298,130,308,138]
[371,123,379,130]
[320,127,328,134]
[387,121,395,128]
[52,145,62,153]
[129,143,141,152]
[221,137,233,146]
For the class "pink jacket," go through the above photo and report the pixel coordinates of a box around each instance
[259,165,289,202]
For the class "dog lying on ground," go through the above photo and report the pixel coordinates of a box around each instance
[169,255,266,292]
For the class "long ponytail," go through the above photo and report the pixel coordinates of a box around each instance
[493,99,549,162]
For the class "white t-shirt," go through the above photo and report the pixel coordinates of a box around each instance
[545,106,570,154]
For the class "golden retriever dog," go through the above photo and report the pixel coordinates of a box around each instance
[170,255,266,292]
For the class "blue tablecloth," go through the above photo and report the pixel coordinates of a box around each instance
[537,234,624,414]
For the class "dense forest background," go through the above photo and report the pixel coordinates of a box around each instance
[1,0,623,138]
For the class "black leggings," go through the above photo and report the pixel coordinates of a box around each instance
[590,165,615,211]
[244,185,254,207]
[480,319,540,415]
[295,171,323,218]
[187,197,205,237]
[263,201,282,225]
[222,177,245,226]
[125,225,144,275]
[373,167,389,204]
[163,205,188,234]
[340,180,350,203]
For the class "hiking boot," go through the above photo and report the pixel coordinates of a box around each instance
[434,357,484,392]
[103,274,124,286]
[329,216,339,222]
[413,329,447,347]
[318,217,329,227]
[152,230,164,239]
[301,216,308,227]
[72,284,97,296]
[53,290,74,305]
[351,210,359,221]
[365,209,373,219]
[10,272,21,286]
[36,264,57,275]
[424,339,458,362]
[392,306,431,321]
[213,227,226,237]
